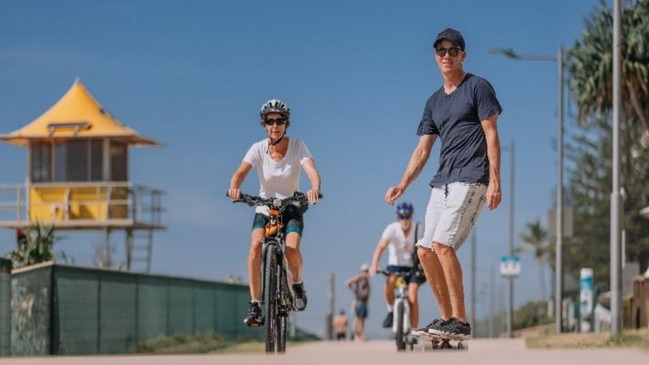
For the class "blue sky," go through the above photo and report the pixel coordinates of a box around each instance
[0,0,604,338]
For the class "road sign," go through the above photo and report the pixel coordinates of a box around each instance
[500,255,521,277]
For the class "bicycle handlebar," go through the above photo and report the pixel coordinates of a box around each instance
[227,191,323,211]
[378,269,414,278]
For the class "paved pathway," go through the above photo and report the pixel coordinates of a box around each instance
[0,339,646,365]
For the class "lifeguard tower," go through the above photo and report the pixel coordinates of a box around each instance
[0,80,165,272]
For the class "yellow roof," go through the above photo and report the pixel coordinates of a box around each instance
[0,79,159,147]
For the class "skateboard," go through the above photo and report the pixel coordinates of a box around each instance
[413,331,469,350]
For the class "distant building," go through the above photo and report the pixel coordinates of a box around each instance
[0,79,166,272]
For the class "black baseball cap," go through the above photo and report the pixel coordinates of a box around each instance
[433,28,466,50]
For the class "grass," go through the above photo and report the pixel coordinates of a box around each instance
[133,332,264,354]
[524,328,649,350]
[132,332,315,354]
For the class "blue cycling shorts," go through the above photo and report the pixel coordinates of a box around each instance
[385,265,426,285]
[252,205,304,235]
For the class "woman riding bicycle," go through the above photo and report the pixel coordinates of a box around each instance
[227,99,322,326]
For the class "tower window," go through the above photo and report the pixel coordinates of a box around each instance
[30,139,127,182]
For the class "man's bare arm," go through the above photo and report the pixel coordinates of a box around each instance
[385,134,436,204]
[481,114,502,210]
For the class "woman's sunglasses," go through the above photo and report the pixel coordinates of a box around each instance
[264,118,287,126]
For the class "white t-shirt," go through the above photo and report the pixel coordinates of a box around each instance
[381,221,417,267]
[243,137,313,214]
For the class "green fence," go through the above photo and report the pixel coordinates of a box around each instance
[11,263,259,355]
[0,258,10,356]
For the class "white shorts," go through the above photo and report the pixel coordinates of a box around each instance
[416,182,487,251]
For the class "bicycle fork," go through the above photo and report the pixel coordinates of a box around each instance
[393,297,411,334]
[277,267,292,317]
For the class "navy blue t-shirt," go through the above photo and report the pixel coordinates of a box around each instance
[417,73,502,186]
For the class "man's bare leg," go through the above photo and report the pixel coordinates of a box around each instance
[418,246,452,319]
[433,242,466,323]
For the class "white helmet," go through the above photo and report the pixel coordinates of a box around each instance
[260,99,291,119]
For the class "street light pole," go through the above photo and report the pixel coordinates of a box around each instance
[555,47,565,335]
[506,140,515,338]
[610,0,622,337]
[490,46,565,334]
[470,230,476,331]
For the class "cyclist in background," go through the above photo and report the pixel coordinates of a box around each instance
[369,202,426,330]
[227,99,322,326]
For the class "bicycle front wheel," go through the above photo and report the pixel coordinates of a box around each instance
[395,301,406,351]
[276,306,287,352]
[264,244,278,353]
[276,268,289,352]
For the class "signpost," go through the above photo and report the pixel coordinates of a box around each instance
[500,255,521,337]
[500,255,521,277]
[580,268,594,332]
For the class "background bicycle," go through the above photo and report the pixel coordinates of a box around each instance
[379,269,414,351]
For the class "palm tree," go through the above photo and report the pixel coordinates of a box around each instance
[567,0,649,130]
[516,219,550,301]
[565,0,649,280]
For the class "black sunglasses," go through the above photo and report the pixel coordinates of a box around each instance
[264,118,287,126]
[398,214,412,220]
[435,46,462,57]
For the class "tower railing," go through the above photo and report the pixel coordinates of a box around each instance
[0,182,165,230]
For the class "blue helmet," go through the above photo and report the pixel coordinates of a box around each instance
[396,202,413,218]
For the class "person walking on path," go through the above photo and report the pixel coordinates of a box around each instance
[345,264,371,341]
